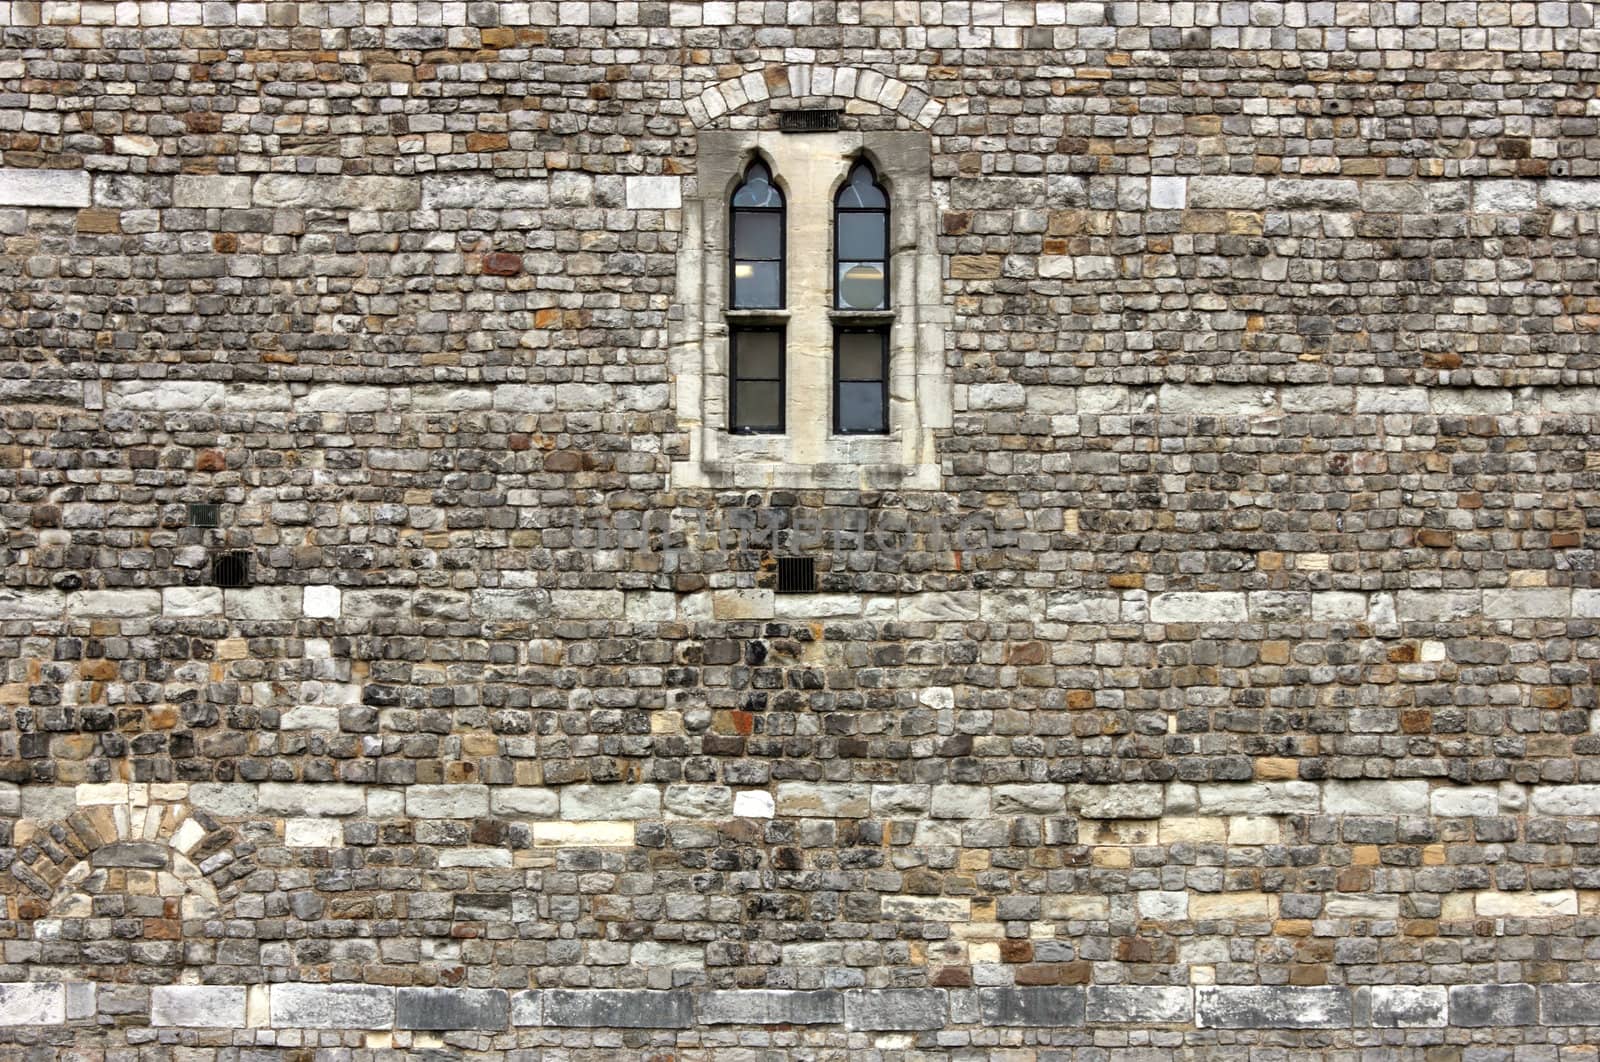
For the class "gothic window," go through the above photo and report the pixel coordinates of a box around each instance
[834,160,888,311]
[729,326,784,433]
[730,159,784,309]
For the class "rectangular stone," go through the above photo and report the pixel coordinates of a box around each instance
[1532,786,1600,816]
[173,175,252,208]
[0,589,65,620]
[1197,986,1351,1029]
[845,988,947,1030]
[0,982,64,1025]
[1311,591,1368,621]
[529,821,634,847]
[978,987,1084,1027]
[1449,983,1536,1027]
[1431,787,1501,816]
[224,586,302,620]
[698,989,843,1025]
[471,588,551,621]
[510,990,541,1026]
[1482,587,1569,620]
[489,788,559,816]
[559,784,661,820]
[259,783,366,816]
[775,782,870,818]
[1364,985,1448,1028]
[67,589,162,619]
[1158,383,1276,415]
[108,380,224,411]
[549,590,624,619]
[1355,386,1430,413]
[0,168,91,207]
[406,785,489,819]
[163,586,222,618]
[1267,178,1360,208]
[541,989,692,1028]
[1187,176,1266,209]
[1396,590,1481,622]
[1473,890,1577,918]
[1196,782,1320,815]
[1473,180,1538,212]
[1066,783,1164,819]
[1148,592,1247,624]
[898,591,980,621]
[421,174,549,209]
[625,176,681,209]
[269,984,395,1029]
[302,385,391,413]
[151,986,246,1027]
[1085,986,1193,1024]
[1540,983,1600,1025]
[1045,591,1120,622]
[1322,780,1429,815]
[396,988,509,1030]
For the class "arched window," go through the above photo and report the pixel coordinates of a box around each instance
[834,160,888,311]
[730,159,784,309]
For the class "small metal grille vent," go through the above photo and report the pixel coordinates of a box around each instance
[778,109,840,133]
[188,503,220,527]
[776,556,816,594]
[211,551,251,589]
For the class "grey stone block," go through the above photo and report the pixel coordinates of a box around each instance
[64,983,95,1020]
[396,987,508,1030]
[541,989,693,1028]
[1361,985,1448,1028]
[1197,986,1351,1029]
[150,986,246,1027]
[270,984,395,1029]
[979,987,1085,1027]
[844,988,947,1030]
[1449,984,1536,1027]
[1540,983,1600,1025]
[698,989,843,1025]
[510,990,541,1026]
[91,842,167,868]
[1085,986,1192,1023]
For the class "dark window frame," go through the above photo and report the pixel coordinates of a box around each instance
[833,159,890,311]
[730,159,786,310]
[832,325,890,436]
[729,325,786,434]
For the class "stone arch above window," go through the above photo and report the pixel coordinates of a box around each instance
[686,66,944,130]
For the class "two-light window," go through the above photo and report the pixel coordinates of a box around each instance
[728,158,891,436]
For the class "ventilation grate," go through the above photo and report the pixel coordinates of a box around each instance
[210,551,251,589]
[188,503,220,527]
[776,556,816,594]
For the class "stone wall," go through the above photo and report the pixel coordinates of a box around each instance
[1,1,1599,1057]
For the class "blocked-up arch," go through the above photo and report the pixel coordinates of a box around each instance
[686,65,943,129]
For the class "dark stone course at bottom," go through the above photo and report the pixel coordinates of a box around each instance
[1450,984,1538,1027]
[978,987,1086,1027]
[540,989,694,1029]
[699,989,843,1025]
[396,987,509,1030]
[844,989,947,1030]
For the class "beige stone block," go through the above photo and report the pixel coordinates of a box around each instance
[1228,816,1280,845]
[531,821,634,847]
[1473,890,1578,918]
[1440,893,1475,921]
[1044,895,1110,920]
[1189,893,1276,920]
[1159,816,1227,845]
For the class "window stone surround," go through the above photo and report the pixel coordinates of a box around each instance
[669,129,950,490]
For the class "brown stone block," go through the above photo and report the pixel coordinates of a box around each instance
[76,208,119,233]
[1402,709,1433,734]
[950,255,1002,279]
[1289,964,1326,985]
[931,966,972,987]
[1013,964,1063,986]
[467,132,509,151]
[1254,757,1297,780]
[1107,573,1142,589]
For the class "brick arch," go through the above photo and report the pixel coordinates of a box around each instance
[686,65,943,130]
[6,792,247,908]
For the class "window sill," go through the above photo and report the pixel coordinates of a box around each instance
[827,309,895,325]
[724,309,790,324]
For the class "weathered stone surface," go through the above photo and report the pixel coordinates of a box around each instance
[471,588,552,620]
[0,168,91,207]
[1148,592,1247,623]
[1085,986,1193,1024]
[421,175,549,209]
[560,784,661,819]
[92,842,166,868]
[270,984,394,1029]
[108,380,224,411]
[1448,984,1536,1027]
[0,589,64,620]
[1066,783,1163,819]
[698,989,843,1025]
[259,784,366,816]
[163,586,222,618]
[978,988,1084,1027]
[845,989,947,1030]
[0,983,64,1025]
[1196,987,1351,1029]
[1322,780,1429,815]
[1540,983,1600,1025]
[396,988,508,1030]
[67,590,161,619]
[172,175,252,208]
[150,986,246,1027]
[406,785,489,818]
[541,990,692,1028]
[1363,986,1447,1028]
